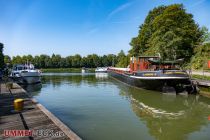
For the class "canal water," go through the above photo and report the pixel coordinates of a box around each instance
[24,73,210,140]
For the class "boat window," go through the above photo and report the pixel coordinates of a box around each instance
[17,67,23,70]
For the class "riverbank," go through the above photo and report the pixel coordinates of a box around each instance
[192,74,210,81]
[191,73,210,98]
[199,86,210,98]
[191,70,210,76]
[41,68,95,73]
[0,82,81,140]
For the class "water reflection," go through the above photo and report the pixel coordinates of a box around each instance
[22,83,42,96]
[42,73,109,88]
[22,83,42,92]
[116,83,210,140]
[95,73,108,79]
[26,73,210,140]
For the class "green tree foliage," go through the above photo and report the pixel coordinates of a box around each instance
[116,50,129,67]
[0,43,4,69]
[200,26,210,42]
[85,54,102,68]
[129,6,166,56]
[107,54,118,67]
[9,53,118,68]
[12,55,22,64]
[101,55,109,66]
[129,4,202,62]
[190,26,210,69]
[72,54,81,68]
[191,43,210,69]
[4,55,12,68]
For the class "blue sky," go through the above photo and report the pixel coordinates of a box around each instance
[0,0,210,57]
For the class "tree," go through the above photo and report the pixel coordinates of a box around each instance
[86,55,94,68]
[66,56,73,68]
[0,43,4,69]
[117,50,126,59]
[81,56,88,67]
[72,54,81,68]
[44,55,52,68]
[190,43,210,69]
[200,26,210,43]
[39,55,47,68]
[4,55,11,68]
[33,55,40,68]
[129,4,202,62]
[116,50,129,67]
[102,55,109,66]
[107,54,117,66]
[51,54,61,68]
[91,54,101,67]
[12,55,22,65]
[189,26,210,69]
[129,5,166,56]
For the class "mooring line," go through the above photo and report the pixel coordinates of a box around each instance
[19,112,34,140]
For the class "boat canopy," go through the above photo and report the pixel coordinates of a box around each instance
[136,56,160,58]
[148,59,183,65]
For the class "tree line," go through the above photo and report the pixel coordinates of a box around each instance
[3,50,129,69]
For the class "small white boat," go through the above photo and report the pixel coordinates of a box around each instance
[81,67,87,73]
[10,64,41,84]
[95,67,108,73]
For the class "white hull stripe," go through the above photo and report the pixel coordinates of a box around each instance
[129,75,189,80]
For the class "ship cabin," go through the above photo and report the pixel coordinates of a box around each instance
[129,56,182,73]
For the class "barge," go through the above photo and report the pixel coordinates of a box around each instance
[108,56,197,94]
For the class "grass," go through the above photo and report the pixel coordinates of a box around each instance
[199,86,210,92]
[41,68,95,73]
[192,74,210,81]
[199,86,210,98]
[192,74,210,97]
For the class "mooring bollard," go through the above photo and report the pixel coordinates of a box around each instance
[14,99,24,111]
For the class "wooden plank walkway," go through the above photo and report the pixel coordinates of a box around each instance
[0,82,81,140]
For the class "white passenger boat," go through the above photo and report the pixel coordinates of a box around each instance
[95,67,108,73]
[10,64,41,84]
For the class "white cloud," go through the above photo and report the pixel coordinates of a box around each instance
[107,2,133,20]
[87,28,99,35]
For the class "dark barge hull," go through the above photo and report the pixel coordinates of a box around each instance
[109,71,193,93]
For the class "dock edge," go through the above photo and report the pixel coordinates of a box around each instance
[19,85,82,140]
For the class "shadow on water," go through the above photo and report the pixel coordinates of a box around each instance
[113,80,210,140]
